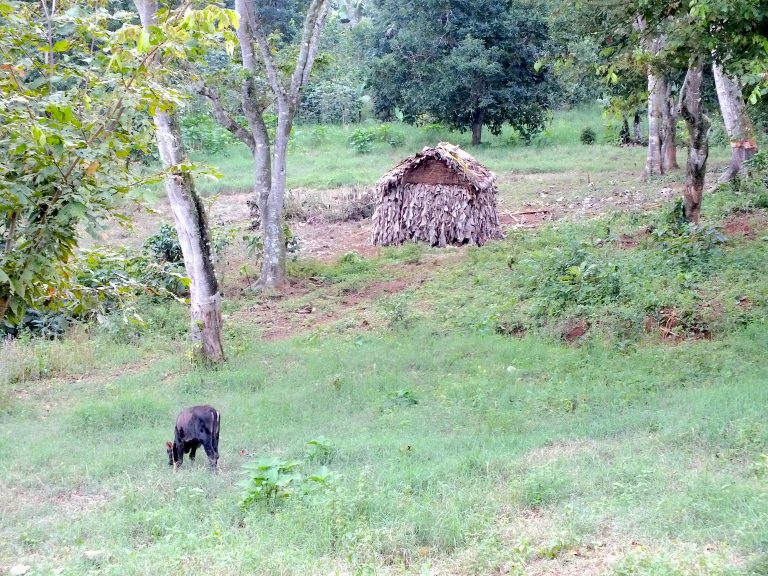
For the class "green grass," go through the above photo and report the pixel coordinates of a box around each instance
[2,319,767,574]
[2,111,765,575]
[3,195,768,575]
[193,106,731,195]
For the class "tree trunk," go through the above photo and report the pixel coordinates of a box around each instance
[259,112,291,288]
[713,63,758,182]
[244,0,329,288]
[645,70,664,178]
[644,33,677,178]
[471,111,483,146]
[633,112,643,144]
[136,0,225,363]
[680,61,709,223]
[234,0,272,229]
[241,80,271,230]
[661,79,679,171]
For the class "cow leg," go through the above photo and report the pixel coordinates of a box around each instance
[173,441,184,470]
[189,445,197,464]
[202,440,218,471]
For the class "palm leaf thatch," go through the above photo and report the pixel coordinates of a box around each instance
[372,142,502,247]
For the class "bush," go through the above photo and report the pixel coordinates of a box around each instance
[737,150,768,196]
[349,123,406,153]
[144,224,183,264]
[580,127,597,145]
[180,114,235,155]
[375,123,405,147]
[527,243,623,316]
[349,127,375,153]
[239,456,339,510]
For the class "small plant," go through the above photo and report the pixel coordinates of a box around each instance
[340,250,363,264]
[527,243,623,315]
[422,123,444,139]
[650,200,726,271]
[381,293,413,330]
[375,123,405,147]
[210,225,238,263]
[284,224,301,254]
[239,458,303,508]
[349,127,374,153]
[144,224,183,264]
[305,437,334,464]
[388,388,418,406]
[580,127,597,145]
[180,114,235,155]
[239,456,340,510]
[241,233,264,258]
[308,125,329,145]
[738,149,768,196]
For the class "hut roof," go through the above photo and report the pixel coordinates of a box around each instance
[378,142,496,193]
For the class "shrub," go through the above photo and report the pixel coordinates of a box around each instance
[649,200,726,271]
[580,127,597,145]
[349,127,375,153]
[180,114,235,155]
[738,150,768,196]
[239,456,339,509]
[375,123,405,147]
[527,243,623,316]
[349,123,406,153]
[144,224,183,264]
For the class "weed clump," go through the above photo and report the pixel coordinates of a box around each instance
[580,127,597,145]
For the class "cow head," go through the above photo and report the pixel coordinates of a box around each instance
[166,441,174,466]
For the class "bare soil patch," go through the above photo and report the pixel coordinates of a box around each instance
[722,211,768,240]
[230,275,414,340]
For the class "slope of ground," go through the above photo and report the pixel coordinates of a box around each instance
[1,110,765,576]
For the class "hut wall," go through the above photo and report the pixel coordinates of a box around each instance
[373,182,501,247]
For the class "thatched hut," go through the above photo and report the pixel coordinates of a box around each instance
[371,142,502,247]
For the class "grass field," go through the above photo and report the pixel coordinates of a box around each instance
[2,109,767,575]
[193,107,730,195]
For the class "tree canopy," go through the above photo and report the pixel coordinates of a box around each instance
[368,0,554,145]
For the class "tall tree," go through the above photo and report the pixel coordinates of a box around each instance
[637,21,678,178]
[679,60,709,222]
[197,0,272,231]
[712,64,758,182]
[0,2,143,325]
[134,0,227,362]
[369,0,553,146]
[238,0,330,288]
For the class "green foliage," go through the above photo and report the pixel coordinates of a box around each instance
[181,114,235,155]
[580,127,597,145]
[527,243,623,316]
[650,201,727,271]
[0,0,237,327]
[374,123,406,148]
[298,15,369,124]
[144,224,184,264]
[348,123,405,154]
[381,293,413,330]
[349,127,375,153]
[369,0,554,142]
[239,457,339,509]
[239,458,303,507]
[305,437,335,464]
[738,150,768,196]
[54,247,188,327]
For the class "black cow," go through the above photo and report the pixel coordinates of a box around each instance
[166,405,220,470]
